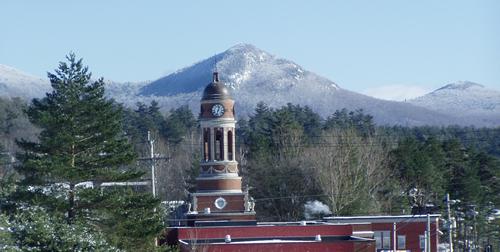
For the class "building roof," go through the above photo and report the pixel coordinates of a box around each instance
[324,214,441,223]
[201,72,232,101]
[178,235,372,245]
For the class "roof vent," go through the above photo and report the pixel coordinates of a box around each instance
[300,221,307,226]
[225,235,231,243]
[204,207,211,214]
[315,234,322,241]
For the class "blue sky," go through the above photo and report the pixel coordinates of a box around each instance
[1,0,499,100]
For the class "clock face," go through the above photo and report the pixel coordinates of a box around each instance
[211,104,225,117]
[214,197,227,209]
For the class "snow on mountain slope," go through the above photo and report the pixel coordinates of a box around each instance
[137,44,468,126]
[104,80,149,101]
[0,64,51,98]
[140,44,338,96]
[409,81,500,125]
[0,64,148,102]
[1,46,497,126]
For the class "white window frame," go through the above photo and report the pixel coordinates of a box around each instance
[397,235,406,250]
[419,235,425,250]
[374,231,391,249]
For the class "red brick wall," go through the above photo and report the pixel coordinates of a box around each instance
[180,241,357,252]
[372,221,438,252]
[176,225,373,252]
[195,194,246,212]
[196,178,241,191]
[178,225,353,240]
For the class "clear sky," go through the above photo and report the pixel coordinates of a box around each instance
[1,0,499,100]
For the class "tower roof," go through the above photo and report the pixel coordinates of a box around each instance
[202,72,232,101]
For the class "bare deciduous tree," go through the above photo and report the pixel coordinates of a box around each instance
[303,128,390,215]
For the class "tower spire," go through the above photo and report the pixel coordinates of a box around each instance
[213,72,219,83]
[212,54,219,83]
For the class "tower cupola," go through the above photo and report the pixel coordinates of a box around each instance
[187,72,256,226]
[201,72,231,101]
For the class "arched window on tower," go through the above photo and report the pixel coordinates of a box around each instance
[227,130,233,160]
[203,128,210,161]
[215,128,224,161]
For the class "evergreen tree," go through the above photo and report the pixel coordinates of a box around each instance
[14,53,138,219]
[443,140,482,204]
[470,152,500,206]
[8,207,117,252]
[389,137,446,205]
[162,105,196,144]
[324,109,375,136]
[10,54,163,250]
[282,103,322,141]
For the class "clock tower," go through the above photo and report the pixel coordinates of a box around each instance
[187,72,256,225]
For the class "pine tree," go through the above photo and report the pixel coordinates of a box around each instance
[10,54,163,250]
[14,53,137,220]
[162,105,196,144]
[7,207,117,252]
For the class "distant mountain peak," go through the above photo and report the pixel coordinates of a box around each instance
[221,43,271,67]
[435,81,484,92]
[409,81,500,123]
[139,43,338,97]
[226,43,260,53]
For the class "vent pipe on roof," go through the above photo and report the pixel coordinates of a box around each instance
[315,235,322,241]
[225,235,231,243]
[204,207,211,214]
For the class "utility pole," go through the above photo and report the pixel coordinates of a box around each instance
[148,131,158,246]
[464,223,467,252]
[427,213,431,252]
[425,232,428,252]
[393,222,397,252]
[447,193,454,252]
[148,131,156,198]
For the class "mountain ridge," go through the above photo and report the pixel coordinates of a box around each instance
[409,81,500,125]
[0,64,51,99]
[136,44,471,126]
[1,45,499,127]
[434,81,484,92]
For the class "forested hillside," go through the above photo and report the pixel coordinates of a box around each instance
[119,101,500,244]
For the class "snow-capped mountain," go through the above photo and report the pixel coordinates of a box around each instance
[137,44,466,126]
[1,45,498,126]
[0,64,51,98]
[141,44,339,96]
[409,81,500,125]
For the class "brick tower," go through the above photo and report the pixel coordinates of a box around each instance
[186,72,256,226]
